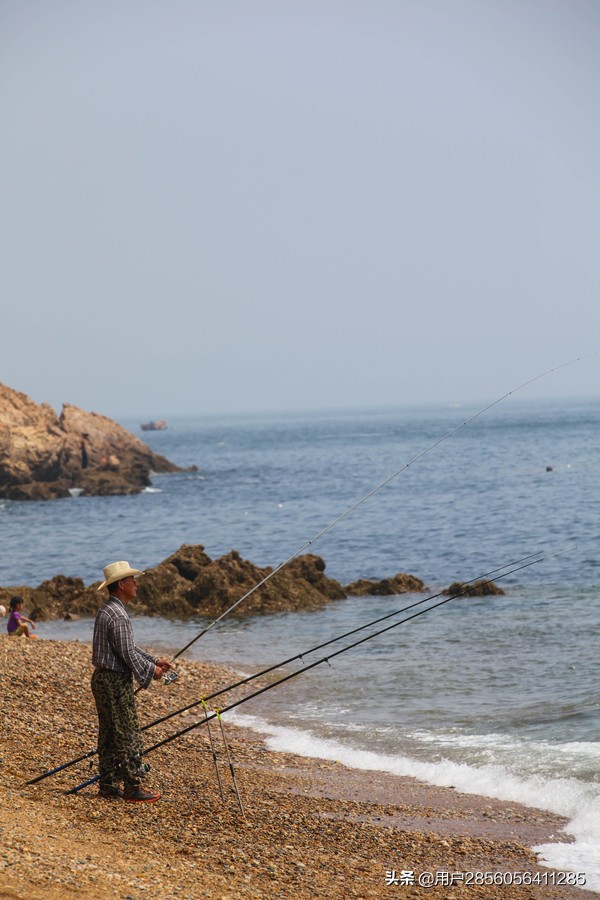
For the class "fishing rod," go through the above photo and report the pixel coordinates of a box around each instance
[26,549,544,786]
[163,354,595,666]
[65,548,561,795]
[215,708,245,816]
[202,697,225,801]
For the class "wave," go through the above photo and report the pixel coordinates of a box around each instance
[229,712,600,891]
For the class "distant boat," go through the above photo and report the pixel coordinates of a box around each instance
[140,419,168,431]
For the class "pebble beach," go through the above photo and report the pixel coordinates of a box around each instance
[0,635,597,900]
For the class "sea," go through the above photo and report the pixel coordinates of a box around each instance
[1,396,599,888]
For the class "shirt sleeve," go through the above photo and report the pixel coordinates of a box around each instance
[109,615,156,689]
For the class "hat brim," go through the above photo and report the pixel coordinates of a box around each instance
[97,567,144,591]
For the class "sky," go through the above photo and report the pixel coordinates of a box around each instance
[1,0,598,419]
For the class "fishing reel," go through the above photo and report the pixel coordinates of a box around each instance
[162,669,179,686]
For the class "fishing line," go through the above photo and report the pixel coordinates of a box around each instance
[65,547,566,795]
[166,353,596,665]
[26,548,545,785]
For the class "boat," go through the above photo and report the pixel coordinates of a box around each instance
[140,420,168,431]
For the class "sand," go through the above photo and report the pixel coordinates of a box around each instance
[0,634,596,900]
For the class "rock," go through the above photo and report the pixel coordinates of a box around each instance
[161,544,212,581]
[443,579,505,597]
[344,573,425,595]
[0,544,425,621]
[0,383,189,500]
[285,554,346,600]
[180,550,346,617]
[133,562,195,617]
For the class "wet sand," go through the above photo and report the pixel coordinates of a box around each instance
[0,635,596,899]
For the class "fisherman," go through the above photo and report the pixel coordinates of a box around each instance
[92,560,171,802]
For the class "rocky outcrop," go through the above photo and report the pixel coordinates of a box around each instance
[0,383,190,500]
[179,551,347,617]
[0,544,428,621]
[442,579,505,597]
[345,573,425,595]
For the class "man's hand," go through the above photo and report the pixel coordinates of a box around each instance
[156,657,171,670]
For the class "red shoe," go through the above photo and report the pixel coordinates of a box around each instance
[123,787,161,802]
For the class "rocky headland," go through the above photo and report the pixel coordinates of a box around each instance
[0,382,191,500]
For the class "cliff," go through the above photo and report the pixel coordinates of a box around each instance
[0,383,188,500]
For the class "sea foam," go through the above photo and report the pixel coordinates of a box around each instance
[230,712,600,892]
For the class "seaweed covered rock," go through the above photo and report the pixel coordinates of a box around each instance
[282,554,346,600]
[182,550,345,616]
[161,544,212,582]
[0,575,98,621]
[0,544,427,621]
[344,573,425,596]
[133,564,194,617]
[443,579,505,597]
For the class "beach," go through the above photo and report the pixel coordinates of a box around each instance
[0,635,596,900]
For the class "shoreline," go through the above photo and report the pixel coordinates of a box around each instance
[1,635,596,899]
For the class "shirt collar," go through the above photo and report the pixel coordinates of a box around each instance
[106,595,126,611]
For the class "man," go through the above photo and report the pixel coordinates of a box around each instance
[92,560,171,802]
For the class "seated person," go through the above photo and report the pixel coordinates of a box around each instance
[7,597,37,638]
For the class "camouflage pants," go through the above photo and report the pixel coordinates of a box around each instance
[91,670,145,790]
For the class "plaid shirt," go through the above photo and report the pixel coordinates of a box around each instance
[92,596,156,689]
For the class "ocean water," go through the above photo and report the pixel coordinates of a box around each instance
[2,397,599,888]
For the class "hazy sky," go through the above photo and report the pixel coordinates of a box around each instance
[1,0,598,419]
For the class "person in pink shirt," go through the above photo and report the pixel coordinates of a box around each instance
[6,597,37,638]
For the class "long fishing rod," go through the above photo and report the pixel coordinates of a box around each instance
[26,549,544,786]
[65,548,560,795]
[165,354,595,665]
[215,708,245,816]
[202,697,225,801]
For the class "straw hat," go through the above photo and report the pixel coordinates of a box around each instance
[97,561,144,591]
